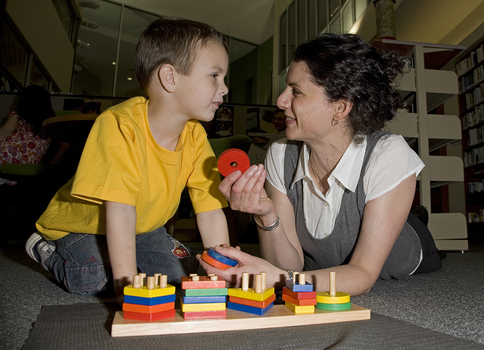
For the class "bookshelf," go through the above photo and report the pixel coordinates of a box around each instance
[456,39,484,239]
[378,39,468,251]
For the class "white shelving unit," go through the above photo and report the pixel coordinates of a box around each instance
[381,39,468,251]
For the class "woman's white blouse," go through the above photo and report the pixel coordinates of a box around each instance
[265,134,425,239]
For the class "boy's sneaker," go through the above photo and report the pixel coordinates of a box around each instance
[25,232,55,271]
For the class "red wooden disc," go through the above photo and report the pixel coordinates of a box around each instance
[217,148,250,177]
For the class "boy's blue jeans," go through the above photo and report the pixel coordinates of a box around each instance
[43,226,196,296]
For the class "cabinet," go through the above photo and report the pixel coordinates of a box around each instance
[456,40,484,239]
[377,39,467,251]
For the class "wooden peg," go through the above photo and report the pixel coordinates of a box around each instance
[191,275,199,281]
[154,273,161,286]
[147,276,155,290]
[329,271,336,296]
[293,272,299,284]
[260,272,267,290]
[255,274,262,294]
[139,273,146,286]
[299,273,306,285]
[133,275,142,288]
[242,272,249,291]
[210,275,218,281]
[160,275,167,288]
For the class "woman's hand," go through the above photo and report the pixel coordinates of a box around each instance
[197,245,288,290]
[218,164,274,217]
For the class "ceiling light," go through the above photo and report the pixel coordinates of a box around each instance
[77,39,90,49]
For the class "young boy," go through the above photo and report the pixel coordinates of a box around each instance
[25,17,231,300]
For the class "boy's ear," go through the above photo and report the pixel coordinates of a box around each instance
[157,64,177,93]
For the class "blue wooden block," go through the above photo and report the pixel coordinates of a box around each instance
[183,295,227,304]
[123,293,176,306]
[207,247,238,267]
[286,280,314,292]
[227,301,274,316]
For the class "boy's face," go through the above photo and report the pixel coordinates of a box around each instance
[176,40,228,122]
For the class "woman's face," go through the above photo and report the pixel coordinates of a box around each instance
[277,61,335,142]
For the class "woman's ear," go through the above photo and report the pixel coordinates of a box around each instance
[333,99,353,120]
[157,64,177,93]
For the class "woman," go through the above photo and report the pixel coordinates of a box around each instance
[199,34,442,296]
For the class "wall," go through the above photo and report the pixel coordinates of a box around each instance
[6,0,75,91]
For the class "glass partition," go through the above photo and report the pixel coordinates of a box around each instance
[288,2,297,63]
[318,0,328,32]
[342,0,354,33]
[114,7,158,97]
[0,22,28,87]
[298,0,308,45]
[73,1,121,96]
[228,38,258,104]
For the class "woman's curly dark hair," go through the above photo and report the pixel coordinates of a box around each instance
[293,33,405,141]
[17,84,55,136]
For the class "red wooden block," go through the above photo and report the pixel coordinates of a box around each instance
[201,251,231,270]
[282,293,317,306]
[181,275,226,289]
[228,293,276,309]
[183,310,227,320]
[122,302,175,314]
[123,309,176,321]
[282,287,317,300]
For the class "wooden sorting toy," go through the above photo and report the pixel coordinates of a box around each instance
[283,273,316,314]
[201,251,232,270]
[316,271,351,311]
[122,274,176,322]
[112,271,370,337]
[207,247,238,267]
[217,148,250,177]
[112,304,371,337]
[227,272,275,315]
[181,274,227,320]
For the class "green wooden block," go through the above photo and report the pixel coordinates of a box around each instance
[184,288,228,296]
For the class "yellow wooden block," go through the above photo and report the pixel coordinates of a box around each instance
[124,284,176,298]
[316,291,350,304]
[227,288,275,302]
[284,301,315,314]
[180,299,226,312]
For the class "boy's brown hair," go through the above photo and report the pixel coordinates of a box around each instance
[135,16,228,93]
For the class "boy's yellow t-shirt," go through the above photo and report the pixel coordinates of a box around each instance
[36,97,227,240]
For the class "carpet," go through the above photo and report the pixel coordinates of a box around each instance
[21,302,484,350]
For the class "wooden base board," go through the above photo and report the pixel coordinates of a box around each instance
[111,303,370,337]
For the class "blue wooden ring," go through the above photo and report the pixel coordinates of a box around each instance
[207,247,238,267]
